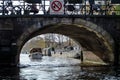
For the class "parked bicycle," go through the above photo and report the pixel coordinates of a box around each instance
[16,1,42,15]
[0,1,21,15]
[106,2,116,15]
[0,0,40,15]
[80,1,116,15]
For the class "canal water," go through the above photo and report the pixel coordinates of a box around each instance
[0,54,120,80]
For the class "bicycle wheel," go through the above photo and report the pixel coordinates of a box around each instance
[24,5,31,15]
[0,6,9,15]
[13,6,22,15]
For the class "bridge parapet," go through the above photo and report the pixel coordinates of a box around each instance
[0,0,120,17]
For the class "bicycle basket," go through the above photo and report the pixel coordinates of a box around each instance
[25,0,42,3]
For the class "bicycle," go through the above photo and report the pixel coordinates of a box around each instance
[80,3,116,15]
[0,1,21,15]
[65,3,83,15]
[17,1,42,15]
[24,4,39,15]
[106,3,116,15]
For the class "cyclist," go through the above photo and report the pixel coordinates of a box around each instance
[30,3,39,13]
[24,0,40,14]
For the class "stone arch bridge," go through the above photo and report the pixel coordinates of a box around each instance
[0,16,120,66]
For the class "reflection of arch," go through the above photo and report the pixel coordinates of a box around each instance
[17,18,114,64]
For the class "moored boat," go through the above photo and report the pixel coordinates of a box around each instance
[29,52,43,59]
[29,48,43,59]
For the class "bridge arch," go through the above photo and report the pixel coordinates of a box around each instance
[17,18,114,64]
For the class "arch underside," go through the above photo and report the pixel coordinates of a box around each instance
[18,20,114,64]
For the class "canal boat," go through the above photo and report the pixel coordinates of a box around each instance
[29,48,43,59]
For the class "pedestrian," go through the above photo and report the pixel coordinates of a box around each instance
[60,52,62,55]
[48,48,51,56]
[89,0,94,15]
[24,0,39,14]
[51,47,55,54]
[30,4,39,13]
[81,50,83,62]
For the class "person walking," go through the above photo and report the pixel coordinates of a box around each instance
[48,48,51,56]
[89,0,94,15]
[80,50,83,62]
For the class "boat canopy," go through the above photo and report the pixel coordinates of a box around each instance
[30,48,42,53]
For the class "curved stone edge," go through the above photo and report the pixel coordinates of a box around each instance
[73,18,114,62]
[17,18,115,62]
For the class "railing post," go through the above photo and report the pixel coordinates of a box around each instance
[64,0,65,15]
[105,0,107,15]
[43,0,45,15]
[3,0,5,15]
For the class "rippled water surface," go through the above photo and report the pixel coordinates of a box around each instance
[0,54,120,80]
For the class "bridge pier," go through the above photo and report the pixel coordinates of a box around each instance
[0,30,18,67]
[114,42,120,66]
[0,43,18,67]
[0,53,18,67]
[0,23,18,67]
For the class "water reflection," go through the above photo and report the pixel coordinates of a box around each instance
[0,54,119,80]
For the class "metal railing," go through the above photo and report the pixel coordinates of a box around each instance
[0,0,120,17]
